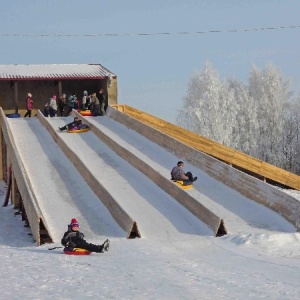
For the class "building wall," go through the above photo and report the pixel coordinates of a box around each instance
[0,78,118,113]
[107,77,118,105]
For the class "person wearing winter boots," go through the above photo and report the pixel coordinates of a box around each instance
[67,93,76,115]
[98,88,106,116]
[58,116,82,131]
[49,95,58,117]
[90,93,100,116]
[81,90,90,110]
[61,218,110,253]
[58,93,67,116]
[24,92,33,118]
[171,161,197,185]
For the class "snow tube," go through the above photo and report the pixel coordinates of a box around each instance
[79,109,93,116]
[172,180,193,190]
[6,113,21,118]
[63,247,91,255]
[67,124,90,133]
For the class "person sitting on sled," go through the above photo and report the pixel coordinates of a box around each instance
[59,116,82,131]
[171,161,197,184]
[61,218,110,253]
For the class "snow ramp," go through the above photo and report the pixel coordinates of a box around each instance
[107,105,300,232]
[42,108,295,236]
[2,110,215,243]
[37,111,214,239]
[1,110,126,244]
[1,107,297,245]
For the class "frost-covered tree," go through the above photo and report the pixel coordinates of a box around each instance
[177,61,236,146]
[248,64,291,166]
[227,79,258,155]
[177,61,299,174]
[282,98,300,173]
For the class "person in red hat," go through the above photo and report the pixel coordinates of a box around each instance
[24,92,33,118]
[61,218,110,253]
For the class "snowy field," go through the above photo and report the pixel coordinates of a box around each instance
[1,184,300,299]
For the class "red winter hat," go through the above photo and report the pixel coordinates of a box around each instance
[70,218,79,227]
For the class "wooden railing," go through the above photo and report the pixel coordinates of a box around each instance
[111,104,300,191]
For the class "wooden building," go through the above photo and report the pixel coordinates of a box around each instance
[0,64,117,115]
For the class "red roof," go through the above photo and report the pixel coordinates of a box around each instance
[0,64,116,80]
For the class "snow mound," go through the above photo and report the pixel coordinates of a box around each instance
[220,233,300,259]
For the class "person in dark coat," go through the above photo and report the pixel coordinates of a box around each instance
[58,94,67,116]
[61,218,110,253]
[90,93,100,116]
[98,88,106,116]
[58,117,82,131]
[67,93,76,115]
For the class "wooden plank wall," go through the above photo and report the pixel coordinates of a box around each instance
[78,109,226,236]
[0,108,43,244]
[111,104,300,191]
[109,105,300,231]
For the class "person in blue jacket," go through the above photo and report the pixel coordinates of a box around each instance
[67,93,76,115]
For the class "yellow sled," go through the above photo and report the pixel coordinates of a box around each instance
[63,247,91,255]
[172,180,193,190]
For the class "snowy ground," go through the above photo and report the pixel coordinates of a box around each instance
[1,183,300,299]
[1,116,300,299]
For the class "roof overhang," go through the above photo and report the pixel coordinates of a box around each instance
[0,64,116,81]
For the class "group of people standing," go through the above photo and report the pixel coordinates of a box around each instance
[24,88,107,118]
[81,88,106,116]
[56,89,106,117]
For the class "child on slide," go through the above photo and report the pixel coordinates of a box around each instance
[61,218,110,253]
[59,117,82,131]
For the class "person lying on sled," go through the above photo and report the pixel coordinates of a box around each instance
[59,116,82,131]
[171,161,197,184]
[61,218,110,253]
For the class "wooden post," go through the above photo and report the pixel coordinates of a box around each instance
[2,165,11,207]
[58,80,62,98]
[0,130,3,181]
[14,81,18,113]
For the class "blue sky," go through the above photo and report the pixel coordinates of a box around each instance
[1,0,299,122]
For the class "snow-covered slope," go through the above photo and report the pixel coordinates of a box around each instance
[2,115,300,299]
[83,116,296,234]
[6,115,296,244]
[7,117,125,242]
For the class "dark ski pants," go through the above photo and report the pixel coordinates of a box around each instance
[185,171,194,182]
[75,240,103,253]
[24,110,32,117]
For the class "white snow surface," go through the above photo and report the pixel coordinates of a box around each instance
[1,116,300,299]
